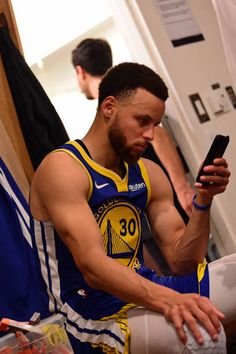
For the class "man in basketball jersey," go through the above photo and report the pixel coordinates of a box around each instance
[30,62,234,354]
[72,38,195,222]
[72,38,195,274]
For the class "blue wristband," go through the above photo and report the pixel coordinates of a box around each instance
[192,194,211,211]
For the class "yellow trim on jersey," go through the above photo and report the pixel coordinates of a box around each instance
[197,260,207,294]
[138,159,151,205]
[68,141,129,192]
[53,148,93,200]
[92,303,137,354]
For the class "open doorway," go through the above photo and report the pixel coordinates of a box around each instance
[30,18,133,139]
[11,0,132,139]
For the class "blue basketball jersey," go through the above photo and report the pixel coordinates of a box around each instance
[57,140,151,270]
[34,141,209,354]
[34,140,152,353]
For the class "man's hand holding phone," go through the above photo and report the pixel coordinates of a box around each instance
[194,134,230,199]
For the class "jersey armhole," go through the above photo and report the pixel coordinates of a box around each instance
[138,159,151,205]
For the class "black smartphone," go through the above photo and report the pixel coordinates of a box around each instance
[196,134,230,184]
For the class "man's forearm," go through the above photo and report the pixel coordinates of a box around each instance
[151,127,195,215]
[76,247,177,312]
[172,194,212,273]
[151,126,189,191]
[73,242,224,346]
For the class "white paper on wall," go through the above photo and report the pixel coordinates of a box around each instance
[212,0,236,92]
[155,0,204,47]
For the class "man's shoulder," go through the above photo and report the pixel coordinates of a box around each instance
[141,156,163,171]
[33,149,86,185]
[40,149,74,168]
[141,157,170,189]
[31,149,90,213]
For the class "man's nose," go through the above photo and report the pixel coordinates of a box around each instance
[143,126,154,141]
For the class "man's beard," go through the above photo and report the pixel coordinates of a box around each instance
[108,114,141,165]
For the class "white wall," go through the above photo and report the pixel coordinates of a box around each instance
[108,0,236,255]
[30,17,132,139]
[11,0,111,65]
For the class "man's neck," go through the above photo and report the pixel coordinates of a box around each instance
[82,133,125,178]
[89,76,102,99]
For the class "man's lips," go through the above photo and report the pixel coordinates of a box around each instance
[134,144,148,153]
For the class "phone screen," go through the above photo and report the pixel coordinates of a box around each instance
[196,134,229,184]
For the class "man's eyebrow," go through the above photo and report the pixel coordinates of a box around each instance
[135,114,153,120]
[135,114,162,126]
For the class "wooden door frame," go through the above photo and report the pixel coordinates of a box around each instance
[0,0,33,192]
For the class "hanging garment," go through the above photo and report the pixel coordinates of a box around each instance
[0,157,50,321]
[0,26,69,170]
[0,119,30,199]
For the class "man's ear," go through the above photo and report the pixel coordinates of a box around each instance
[76,65,86,79]
[101,96,116,118]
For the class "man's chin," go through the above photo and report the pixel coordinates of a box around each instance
[86,95,95,100]
[123,153,141,165]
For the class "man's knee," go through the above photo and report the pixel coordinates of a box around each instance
[127,307,226,354]
[128,308,184,354]
[209,253,236,323]
[184,322,226,354]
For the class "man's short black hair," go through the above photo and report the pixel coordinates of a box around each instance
[98,62,169,105]
[72,38,113,76]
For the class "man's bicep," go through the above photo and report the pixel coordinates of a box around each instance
[53,200,105,269]
[148,202,185,262]
[35,152,88,216]
[144,160,186,263]
[33,152,105,263]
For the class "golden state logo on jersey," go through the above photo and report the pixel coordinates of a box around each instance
[96,199,142,269]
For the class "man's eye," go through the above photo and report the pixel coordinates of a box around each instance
[137,118,147,125]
